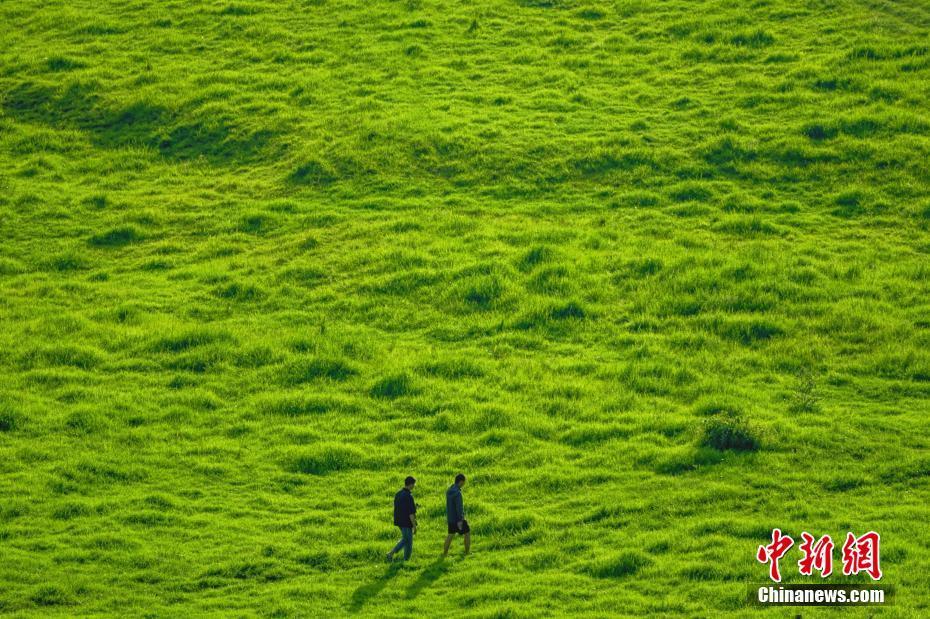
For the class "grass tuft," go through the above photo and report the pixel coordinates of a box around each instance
[89,226,142,247]
[281,357,358,384]
[701,414,760,452]
[290,160,337,186]
[585,551,652,578]
[289,445,365,475]
[30,585,72,607]
[369,373,414,399]
[0,406,20,432]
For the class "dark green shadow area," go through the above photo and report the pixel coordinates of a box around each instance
[405,556,450,600]
[347,563,402,613]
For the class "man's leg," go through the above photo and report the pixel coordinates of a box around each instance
[387,528,407,560]
[463,532,471,555]
[443,533,454,556]
[402,527,413,561]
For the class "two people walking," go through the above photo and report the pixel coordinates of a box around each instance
[386,473,470,562]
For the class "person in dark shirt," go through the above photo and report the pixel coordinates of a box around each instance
[386,476,417,562]
[443,473,470,556]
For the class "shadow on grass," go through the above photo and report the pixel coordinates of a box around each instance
[405,556,450,600]
[2,81,274,166]
[348,562,402,613]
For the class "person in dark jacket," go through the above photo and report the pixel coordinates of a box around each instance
[387,476,418,562]
[443,473,470,556]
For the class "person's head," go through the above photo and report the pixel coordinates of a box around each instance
[404,476,416,490]
[455,473,466,487]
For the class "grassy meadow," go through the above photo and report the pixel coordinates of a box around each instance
[2,0,930,615]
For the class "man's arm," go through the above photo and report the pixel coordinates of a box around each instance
[456,493,464,528]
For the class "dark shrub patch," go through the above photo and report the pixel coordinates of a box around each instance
[701,414,760,451]
[716,318,783,345]
[803,124,837,141]
[30,585,72,606]
[52,501,93,520]
[235,345,280,368]
[513,301,588,330]
[89,226,142,247]
[150,329,232,353]
[65,408,105,434]
[519,245,551,271]
[550,301,586,320]
[290,159,336,186]
[463,276,503,309]
[879,456,930,484]
[702,137,756,167]
[238,213,274,234]
[626,257,663,278]
[0,406,20,432]
[214,282,261,301]
[297,551,331,569]
[370,373,413,399]
[585,551,651,578]
[670,184,712,203]
[219,4,258,16]
[282,358,357,384]
[832,191,867,218]
[729,29,774,48]
[290,446,364,475]
[47,56,85,71]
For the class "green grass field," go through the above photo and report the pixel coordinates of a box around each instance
[2,0,930,615]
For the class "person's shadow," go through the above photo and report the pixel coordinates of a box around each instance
[404,556,450,600]
[348,562,402,612]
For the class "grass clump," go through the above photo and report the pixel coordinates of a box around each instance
[713,318,783,345]
[22,345,101,370]
[47,252,88,271]
[30,585,73,607]
[88,225,142,247]
[290,159,337,186]
[150,329,233,354]
[550,301,586,320]
[0,406,21,432]
[418,358,485,380]
[585,550,652,578]
[655,447,727,474]
[369,373,414,399]
[289,445,365,475]
[462,275,505,309]
[700,414,760,452]
[518,245,551,271]
[65,408,106,434]
[281,357,357,384]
